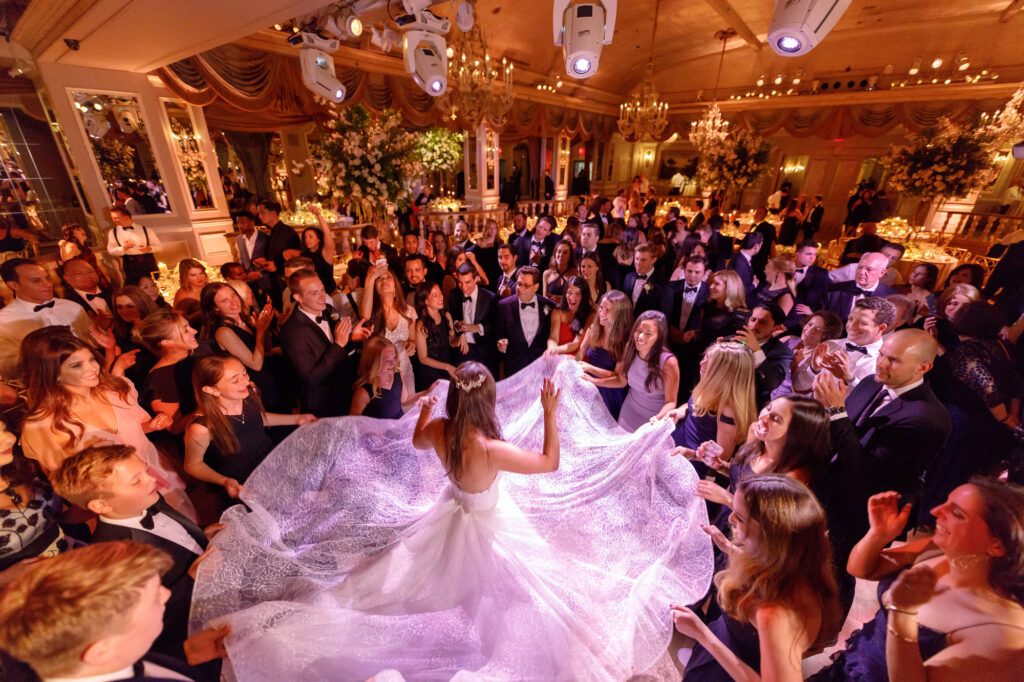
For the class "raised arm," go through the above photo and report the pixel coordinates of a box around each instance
[846,491,917,580]
[310,205,337,262]
[486,378,560,474]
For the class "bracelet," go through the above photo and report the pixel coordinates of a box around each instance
[886,624,918,643]
[882,594,919,616]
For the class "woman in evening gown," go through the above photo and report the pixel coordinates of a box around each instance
[190,358,714,681]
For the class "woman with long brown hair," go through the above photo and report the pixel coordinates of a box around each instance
[673,474,843,681]
[57,222,110,289]
[584,310,679,432]
[360,263,418,392]
[577,290,633,420]
[185,355,314,506]
[18,327,194,519]
[350,337,436,418]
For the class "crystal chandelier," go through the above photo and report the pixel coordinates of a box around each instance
[437,18,514,129]
[689,29,736,153]
[617,63,669,141]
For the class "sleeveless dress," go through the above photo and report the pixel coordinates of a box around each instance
[361,374,404,420]
[418,315,453,390]
[557,321,575,345]
[191,358,714,681]
[304,247,338,295]
[193,399,275,484]
[212,322,281,409]
[384,314,416,393]
[547,271,570,306]
[672,397,735,449]
[684,613,761,681]
[585,345,627,421]
[618,351,673,432]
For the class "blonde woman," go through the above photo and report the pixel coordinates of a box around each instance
[751,255,796,317]
[577,290,633,420]
[172,258,207,306]
[698,270,750,350]
[350,337,434,418]
[665,340,757,471]
[920,281,981,353]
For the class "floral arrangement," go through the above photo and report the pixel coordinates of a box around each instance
[982,82,1024,146]
[691,128,770,191]
[93,135,136,180]
[169,119,208,190]
[882,117,999,201]
[415,127,464,173]
[303,105,421,222]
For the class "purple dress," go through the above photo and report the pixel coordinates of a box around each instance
[617,351,673,432]
[585,346,626,421]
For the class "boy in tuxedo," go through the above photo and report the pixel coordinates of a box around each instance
[51,444,224,679]
[623,245,672,318]
[448,263,498,372]
[0,540,230,682]
[496,266,553,376]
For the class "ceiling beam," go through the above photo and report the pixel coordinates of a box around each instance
[701,0,762,49]
[11,0,103,57]
[1001,0,1024,22]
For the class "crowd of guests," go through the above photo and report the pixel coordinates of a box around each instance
[1,188,1024,681]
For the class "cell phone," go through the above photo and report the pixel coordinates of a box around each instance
[375,258,387,267]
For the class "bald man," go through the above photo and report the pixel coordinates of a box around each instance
[814,328,951,564]
[825,252,897,321]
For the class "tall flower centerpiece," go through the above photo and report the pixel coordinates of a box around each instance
[415,127,464,174]
[305,105,421,223]
[882,117,999,202]
[689,126,770,191]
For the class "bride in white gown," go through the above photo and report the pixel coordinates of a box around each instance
[191,357,713,681]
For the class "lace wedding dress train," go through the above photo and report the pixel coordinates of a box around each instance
[190,356,713,681]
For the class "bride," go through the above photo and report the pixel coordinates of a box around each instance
[191,357,713,681]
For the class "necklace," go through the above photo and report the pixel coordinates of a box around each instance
[227,411,245,424]
[950,553,991,571]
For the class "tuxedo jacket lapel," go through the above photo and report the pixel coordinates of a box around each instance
[155,496,208,550]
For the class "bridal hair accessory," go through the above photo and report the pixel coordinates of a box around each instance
[455,374,485,392]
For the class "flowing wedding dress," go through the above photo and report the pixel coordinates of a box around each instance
[191,356,713,681]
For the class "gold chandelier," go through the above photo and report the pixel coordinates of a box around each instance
[616,0,668,141]
[437,18,514,129]
[689,29,736,152]
[617,63,669,141]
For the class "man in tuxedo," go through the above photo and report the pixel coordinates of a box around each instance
[749,207,776,282]
[60,257,112,319]
[813,328,950,560]
[403,254,430,306]
[233,210,272,301]
[0,540,228,682]
[668,256,710,398]
[452,220,474,251]
[792,240,831,320]
[506,211,529,246]
[728,231,762,304]
[448,263,498,372]
[623,245,673,318]
[826,252,897,321]
[800,194,825,241]
[515,215,559,271]
[279,269,369,417]
[496,266,553,376]
[493,244,518,298]
[256,200,301,310]
[736,302,794,408]
[51,444,222,680]
[575,222,618,289]
[587,197,612,234]
[791,297,895,395]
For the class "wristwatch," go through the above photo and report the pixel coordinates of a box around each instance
[825,405,846,417]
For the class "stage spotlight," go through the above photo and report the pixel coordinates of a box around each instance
[767,0,853,57]
[553,0,617,80]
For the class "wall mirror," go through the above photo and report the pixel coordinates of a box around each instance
[163,99,215,210]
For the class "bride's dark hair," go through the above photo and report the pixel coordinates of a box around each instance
[444,362,500,479]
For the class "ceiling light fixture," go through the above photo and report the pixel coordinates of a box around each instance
[908,58,921,75]
[931,57,943,69]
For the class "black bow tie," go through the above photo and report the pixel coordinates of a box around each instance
[845,342,868,353]
[684,286,698,294]
[121,225,135,230]
[315,314,329,324]
[531,240,543,247]
[139,505,158,530]
[33,300,55,312]
[85,292,103,301]
[520,301,535,310]
[855,287,872,296]
[796,267,806,274]
[636,273,648,280]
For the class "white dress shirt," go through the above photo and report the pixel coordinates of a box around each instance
[0,297,92,380]
[237,230,259,265]
[677,283,701,330]
[101,510,204,555]
[300,307,332,340]
[631,269,654,304]
[72,287,110,314]
[106,223,162,257]
[462,287,479,344]
[831,377,925,422]
[519,296,540,345]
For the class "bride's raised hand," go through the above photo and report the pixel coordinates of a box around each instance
[540,377,560,413]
